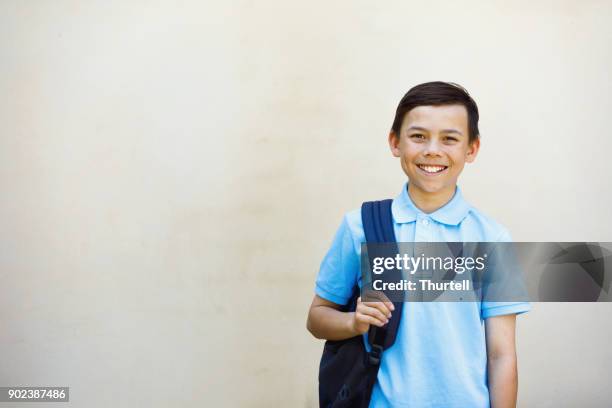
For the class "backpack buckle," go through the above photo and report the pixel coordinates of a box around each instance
[368,344,383,366]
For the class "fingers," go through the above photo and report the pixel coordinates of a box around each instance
[356,313,387,328]
[361,290,395,314]
[356,297,395,328]
[359,296,395,317]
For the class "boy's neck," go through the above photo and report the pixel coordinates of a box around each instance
[407,183,456,214]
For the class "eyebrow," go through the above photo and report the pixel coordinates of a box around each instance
[406,126,463,135]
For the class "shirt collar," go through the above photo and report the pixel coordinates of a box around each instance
[391,182,471,226]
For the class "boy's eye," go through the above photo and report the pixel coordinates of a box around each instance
[444,136,458,142]
[410,134,425,140]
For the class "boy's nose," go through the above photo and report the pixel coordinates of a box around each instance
[423,140,443,156]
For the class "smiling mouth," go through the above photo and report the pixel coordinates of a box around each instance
[416,164,448,174]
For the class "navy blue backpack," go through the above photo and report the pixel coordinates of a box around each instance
[318,200,403,408]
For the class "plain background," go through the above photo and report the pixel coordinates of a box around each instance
[1,1,611,407]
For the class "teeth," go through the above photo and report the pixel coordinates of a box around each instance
[419,165,446,173]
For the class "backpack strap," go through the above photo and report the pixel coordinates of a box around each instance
[361,200,403,352]
[329,200,403,408]
[340,200,404,407]
[362,199,396,243]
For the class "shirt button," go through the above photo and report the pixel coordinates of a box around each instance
[422,219,429,226]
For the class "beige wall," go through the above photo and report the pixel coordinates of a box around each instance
[1,1,611,406]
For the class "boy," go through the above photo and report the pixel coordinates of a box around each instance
[307,82,530,408]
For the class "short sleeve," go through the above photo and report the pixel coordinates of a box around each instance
[481,301,531,319]
[315,215,360,306]
[481,225,531,319]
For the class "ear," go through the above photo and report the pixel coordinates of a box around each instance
[465,137,480,163]
[388,131,401,157]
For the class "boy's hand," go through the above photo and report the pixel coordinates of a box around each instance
[350,296,395,335]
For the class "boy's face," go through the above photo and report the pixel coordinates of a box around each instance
[389,104,479,198]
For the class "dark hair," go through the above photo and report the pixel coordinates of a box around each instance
[391,81,480,143]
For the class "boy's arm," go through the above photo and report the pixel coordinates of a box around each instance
[485,314,518,408]
[306,295,393,341]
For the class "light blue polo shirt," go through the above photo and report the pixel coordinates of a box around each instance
[315,183,530,408]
